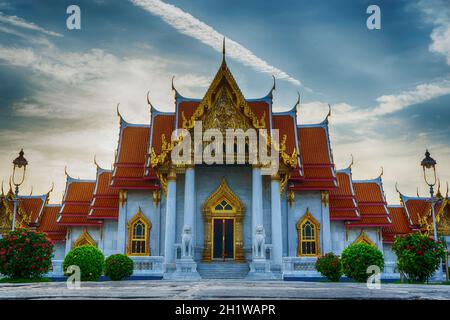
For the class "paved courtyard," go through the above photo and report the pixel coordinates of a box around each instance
[0,280,449,299]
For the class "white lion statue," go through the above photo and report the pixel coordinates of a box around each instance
[253,225,266,259]
[181,225,193,258]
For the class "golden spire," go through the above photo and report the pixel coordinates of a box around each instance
[416,186,420,198]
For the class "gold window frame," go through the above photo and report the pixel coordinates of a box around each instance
[127,208,152,256]
[296,208,321,257]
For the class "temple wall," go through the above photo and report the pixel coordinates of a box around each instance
[53,242,65,260]
[193,165,255,261]
[287,191,324,257]
[100,220,118,256]
[66,226,102,255]
[124,190,161,256]
[330,221,346,254]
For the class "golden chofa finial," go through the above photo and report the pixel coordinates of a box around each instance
[116,103,122,120]
[146,91,153,109]
[29,186,33,196]
[347,154,354,170]
[64,166,70,178]
[47,182,54,195]
[416,186,420,198]
[94,154,100,168]
[378,166,384,178]
[325,104,331,122]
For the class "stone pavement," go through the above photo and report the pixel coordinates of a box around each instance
[0,280,449,299]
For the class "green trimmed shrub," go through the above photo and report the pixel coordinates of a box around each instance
[393,233,446,283]
[63,245,104,281]
[0,229,54,279]
[105,254,134,281]
[341,243,384,282]
[315,252,343,282]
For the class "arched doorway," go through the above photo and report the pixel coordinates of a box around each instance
[202,178,245,262]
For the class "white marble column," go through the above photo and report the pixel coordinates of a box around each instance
[252,165,264,258]
[116,196,127,254]
[270,174,283,267]
[183,166,196,256]
[321,192,332,254]
[164,169,177,265]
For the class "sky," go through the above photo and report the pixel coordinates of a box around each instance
[0,0,449,204]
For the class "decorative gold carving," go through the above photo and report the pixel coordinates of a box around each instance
[73,229,96,248]
[279,173,290,198]
[202,178,245,262]
[156,172,168,198]
[353,230,375,246]
[126,208,151,256]
[182,60,265,131]
[287,190,295,207]
[119,190,127,207]
[321,191,329,208]
[296,208,321,256]
[153,189,161,207]
[203,88,251,133]
[278,134,298,168]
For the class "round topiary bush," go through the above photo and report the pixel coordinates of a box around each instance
[63,245,105,281]
[393,233,446,283]
[0,228,54,279]
[341,243,384,282]
[105,254,134,281]
[315,252,343,282]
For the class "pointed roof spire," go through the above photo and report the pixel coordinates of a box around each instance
[146,91,153,109]
[417,186,420,197]
[29,186,33,196]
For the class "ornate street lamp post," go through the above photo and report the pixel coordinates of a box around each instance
[420,149,442,280]
[11,149,28,231]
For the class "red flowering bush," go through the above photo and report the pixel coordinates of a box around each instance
[341,243,384,282]
[393,233,446,283]
[315,252,343,282]
[0,229,54,279]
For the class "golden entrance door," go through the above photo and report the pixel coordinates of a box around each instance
[212,218,235,260]
[202,178,245,262]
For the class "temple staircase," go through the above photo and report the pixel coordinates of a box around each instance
[197,262,250,279]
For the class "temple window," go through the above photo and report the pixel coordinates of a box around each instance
[127,208,151,256]
[296,209,320,256]
[213,199,234,213]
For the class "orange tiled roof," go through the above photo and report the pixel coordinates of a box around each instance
[329,170,359,220]
[17,194,47,226]
[112,119,158,189]
[382,206,413,243]
[289,124,337,190]
[37,205,67,242]
[402,197,431,227]
[58,178,101,227]
[89,169,119,220]
[347,179,391,227]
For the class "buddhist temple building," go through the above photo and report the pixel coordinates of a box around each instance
[1,48,449,280]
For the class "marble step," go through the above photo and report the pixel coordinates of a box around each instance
[197,263,250,279]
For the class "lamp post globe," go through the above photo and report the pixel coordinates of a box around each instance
[11,149,28,231]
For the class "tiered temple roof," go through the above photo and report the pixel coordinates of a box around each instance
[1,50,448,244]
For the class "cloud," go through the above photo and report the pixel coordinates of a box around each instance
[0,12,62,37]
[415,0,450,65]
[129,0,301,86]
[300,80,450,125]
[0,43,213,202]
